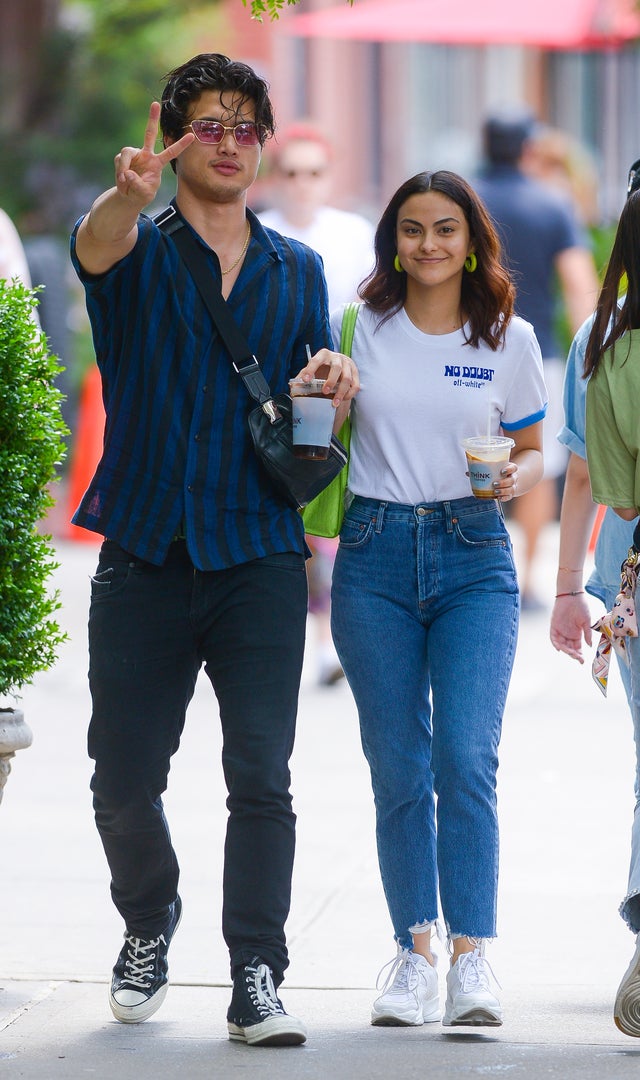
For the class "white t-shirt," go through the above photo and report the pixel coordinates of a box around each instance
[258,205,375,311]
[331,304,547,504]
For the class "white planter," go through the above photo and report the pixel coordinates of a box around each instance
[0,708,33,805]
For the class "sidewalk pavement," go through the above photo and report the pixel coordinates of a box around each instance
[2,524,640,1077]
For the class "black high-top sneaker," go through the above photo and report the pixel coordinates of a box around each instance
[227,956,307,1046]
[109,895,182,1023]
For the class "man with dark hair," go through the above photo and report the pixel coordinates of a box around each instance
[476,107,599,611]
[71,53,358,1047]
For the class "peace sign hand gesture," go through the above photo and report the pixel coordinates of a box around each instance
[77,101,195,275]
[114,101,194,210]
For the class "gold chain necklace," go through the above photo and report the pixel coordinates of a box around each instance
[221,221,251,276]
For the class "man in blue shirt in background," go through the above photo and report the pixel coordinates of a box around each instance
[71,52,358,1047]
[476,108,598,611]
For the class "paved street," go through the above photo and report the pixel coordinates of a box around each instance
[2,523,640,1077]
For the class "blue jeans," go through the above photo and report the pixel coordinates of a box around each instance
[88,539,308,985]
[331,496,519,946]
[603,585,640,934]
[590,517,640,933]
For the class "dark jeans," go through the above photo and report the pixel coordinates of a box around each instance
[88,539,307,985]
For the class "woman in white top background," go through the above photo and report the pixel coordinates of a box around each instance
[330,170,546,1029]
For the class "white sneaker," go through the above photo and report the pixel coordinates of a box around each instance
[371,948,440,1026]
[614,932,640,1037]
[443,947,502,1026]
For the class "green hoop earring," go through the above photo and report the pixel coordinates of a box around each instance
[464,252,478,273]
[393,254,404,273]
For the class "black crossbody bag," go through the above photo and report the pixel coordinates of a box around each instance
[156,208,347,510]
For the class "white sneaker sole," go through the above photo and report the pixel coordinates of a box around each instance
[227,1016,307,1046]
[110,982,168,1024]
[371,1000,441,1026]
[614,952,640,1037]
[443,1005,502,1027]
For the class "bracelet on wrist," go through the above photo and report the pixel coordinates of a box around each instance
[554,590,585,598]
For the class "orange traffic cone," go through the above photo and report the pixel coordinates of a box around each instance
[588,503,606,554]
[66,364,105,542]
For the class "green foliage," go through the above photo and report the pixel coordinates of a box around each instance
[243,0,307,20]
[590,222,617,280]
[243,0,352,18]
[0,279,69,698]
[0,0,217,227]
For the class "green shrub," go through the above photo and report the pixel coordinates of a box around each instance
[0,278,69,699]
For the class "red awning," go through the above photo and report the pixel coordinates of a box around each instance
[283,0,640,49]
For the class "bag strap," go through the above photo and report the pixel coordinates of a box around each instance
[340,301,360,355]
[156,207,273,408]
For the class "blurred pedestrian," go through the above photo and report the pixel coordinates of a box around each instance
[260,123,375,685]
[523,124,600,227]
[550,158,640,1038]
[330,170,545,1029]
[70,52,357,1047]
[0,206,32,285]
[476,107,599,611]
[259,122,375,310]
[24,234,75,434]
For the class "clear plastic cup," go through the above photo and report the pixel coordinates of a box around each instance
[289,378,335,460]
[461,436,515,499]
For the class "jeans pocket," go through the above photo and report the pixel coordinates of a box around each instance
[90,545,142,601]
[338,514,375,549]
[259,551,306,573]
[453,506,509,548]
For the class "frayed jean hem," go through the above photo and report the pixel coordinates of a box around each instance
[395,918,438,951]
[620,889,640,934]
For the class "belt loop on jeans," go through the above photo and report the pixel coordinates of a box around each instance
[374,501,387,533]
[443,501,455,533]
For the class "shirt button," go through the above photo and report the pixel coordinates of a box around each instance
[194,433,200,442]
[202,385,208,393]
[187,485,193,493]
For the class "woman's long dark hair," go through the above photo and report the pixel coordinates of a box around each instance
[359,171,514,350]
[584,190,640,378]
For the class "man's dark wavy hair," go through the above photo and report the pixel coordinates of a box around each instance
[160,53,275,166]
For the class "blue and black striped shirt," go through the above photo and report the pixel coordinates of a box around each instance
[70,202,331,570]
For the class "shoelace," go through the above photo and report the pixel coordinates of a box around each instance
[376,950,422,997]
[457,949,501,993]
[245,962,285,1017]
[121,933,164,989]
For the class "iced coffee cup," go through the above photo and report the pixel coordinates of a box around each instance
[289,378,335,460]
[461,436,515,499]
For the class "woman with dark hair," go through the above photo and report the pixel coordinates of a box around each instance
[552,172,640,1040]
[584,190,640,393]
[585,191,640,526]
[584,191,640,1035]
[330,171,546,1028]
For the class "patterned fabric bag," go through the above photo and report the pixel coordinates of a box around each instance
[592,541,639,696]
